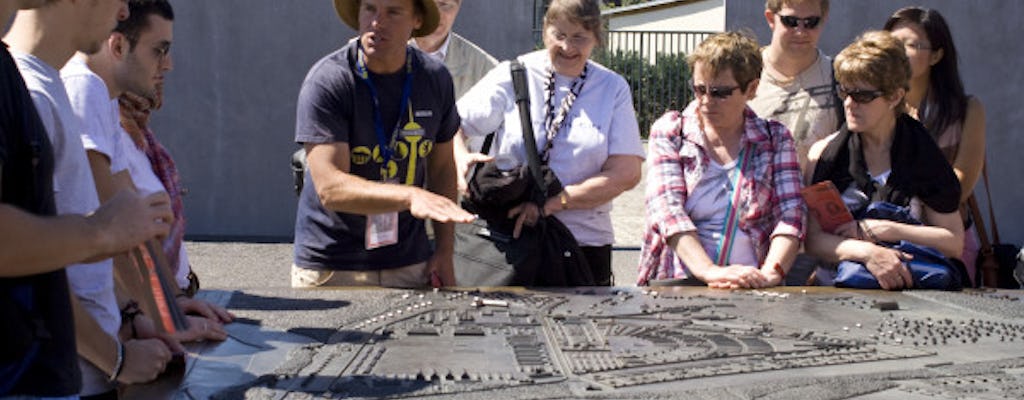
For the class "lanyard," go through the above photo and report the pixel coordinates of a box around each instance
[541,64,588,161]
[714,145,751,266]
[355,44,414,180]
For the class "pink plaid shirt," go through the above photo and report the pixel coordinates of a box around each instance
[637,103,805,285]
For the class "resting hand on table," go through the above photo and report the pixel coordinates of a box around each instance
[700,265,772,289]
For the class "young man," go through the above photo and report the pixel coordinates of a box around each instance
[749,0,841,170]
[292,0,474,288]
[4,1,177,397]
[64,0,233,352]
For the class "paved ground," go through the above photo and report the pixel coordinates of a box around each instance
[188,166,649,289]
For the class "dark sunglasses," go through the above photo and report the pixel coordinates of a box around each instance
[837,87,885,104]
[778,15,822,29]
[692,83,740,99]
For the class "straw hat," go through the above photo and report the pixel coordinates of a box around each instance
[333,0,440,38]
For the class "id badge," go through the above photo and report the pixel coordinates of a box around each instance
[366,211,398,250]
[366,177,400,250]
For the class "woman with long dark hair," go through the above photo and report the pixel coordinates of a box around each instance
[884,7,986,285]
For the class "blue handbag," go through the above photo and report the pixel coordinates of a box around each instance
[833,202,963,290]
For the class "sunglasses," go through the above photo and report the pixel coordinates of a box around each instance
[692,83,740,99]
[778,15,822,29]
[837,87,885,104]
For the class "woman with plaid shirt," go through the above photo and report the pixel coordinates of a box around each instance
[637,32,805,288]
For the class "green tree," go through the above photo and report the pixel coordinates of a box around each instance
[594,50,692,137]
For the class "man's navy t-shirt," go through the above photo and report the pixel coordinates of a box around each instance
[294,41,460,270]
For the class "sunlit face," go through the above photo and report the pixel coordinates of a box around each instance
[766,1,825,54]
[116,15,173,100]
[79,0,129,55]
[543,16,596,77]
[358,0,422,58]
[889,22,943,81]
[839,81,902,134]
[691,62,756,130]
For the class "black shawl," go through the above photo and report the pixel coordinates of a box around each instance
[811,113,960,214]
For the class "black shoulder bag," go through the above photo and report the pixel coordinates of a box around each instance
[454,60,594,287]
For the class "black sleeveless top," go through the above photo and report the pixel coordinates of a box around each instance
[811,113,960,215]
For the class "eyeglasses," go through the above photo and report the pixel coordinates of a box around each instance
[778,15,822,29]
[837,87,885,104]
[692,83,740,99]
[902,41,932,51]
[548,31,593,48]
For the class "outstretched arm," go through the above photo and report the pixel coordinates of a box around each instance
[306,142,473,223]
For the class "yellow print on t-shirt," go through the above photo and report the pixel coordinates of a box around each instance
[349,136,433,185]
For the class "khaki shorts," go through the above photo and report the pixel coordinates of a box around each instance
[291,262,429,288]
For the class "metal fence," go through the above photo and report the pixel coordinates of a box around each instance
[596,30,715,135]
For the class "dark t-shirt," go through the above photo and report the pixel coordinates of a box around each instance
[0,43,80,397]
[293,41,460,270]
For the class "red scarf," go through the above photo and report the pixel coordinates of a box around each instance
[119,92,187,277]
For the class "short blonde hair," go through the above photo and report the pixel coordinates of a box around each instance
[765,0,829,15]
[833,31,911,111]
[544,0,603,46]
[687,31,762,90]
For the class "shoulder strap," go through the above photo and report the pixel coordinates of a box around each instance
[509,59,547,203]
[978,162,1001,243]
[830,61,846,130]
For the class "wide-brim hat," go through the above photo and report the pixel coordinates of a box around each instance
[333,0,440,38]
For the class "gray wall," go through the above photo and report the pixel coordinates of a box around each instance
[158,0,1022,246]
[727,0,1024,247]
[153,0,536,240]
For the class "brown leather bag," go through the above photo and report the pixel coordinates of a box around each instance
[970,164,1021,288]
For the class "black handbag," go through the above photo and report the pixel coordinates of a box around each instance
[454,59,593,287]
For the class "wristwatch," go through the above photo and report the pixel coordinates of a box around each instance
[560,192,569,210]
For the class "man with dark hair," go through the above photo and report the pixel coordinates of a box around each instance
[64,0,233,364]
[1,0,175,398]
[292,0,474,288]
[5,1,180,398]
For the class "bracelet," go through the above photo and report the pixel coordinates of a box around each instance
[859,220,880,243]
[559,192,569,210]
[769,262,785,279]
[108,340,125,383]
[120,300,143,339]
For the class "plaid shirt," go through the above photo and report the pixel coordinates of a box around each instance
[637,103,805,285]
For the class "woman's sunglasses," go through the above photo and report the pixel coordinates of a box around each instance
[692,84,740,99]
[778,15,822,30]
[837,87,885,104]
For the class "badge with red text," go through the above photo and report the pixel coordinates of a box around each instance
[366,212,398,250]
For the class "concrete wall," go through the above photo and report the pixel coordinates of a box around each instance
[727,0,1024,247]
[152,0,535,240]
[608,0,724,32]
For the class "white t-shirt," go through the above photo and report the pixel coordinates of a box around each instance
[62,58,192,289]
[15,51,116,396]
[458,50,646,246]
